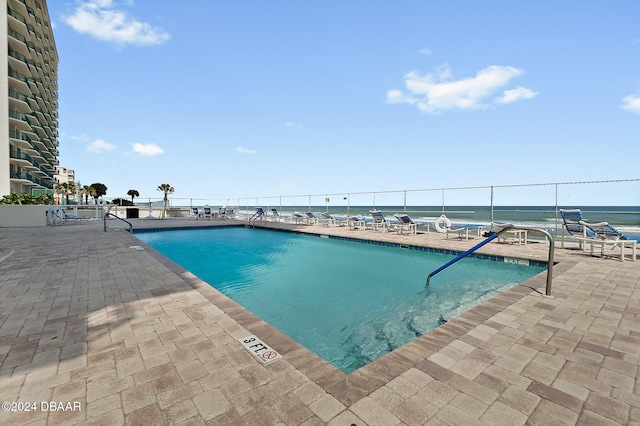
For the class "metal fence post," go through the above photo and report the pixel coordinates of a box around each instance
[490,185,494,223]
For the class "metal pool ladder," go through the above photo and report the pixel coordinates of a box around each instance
[426,225,555,297]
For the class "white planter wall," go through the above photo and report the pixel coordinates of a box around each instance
[0,205,48,227]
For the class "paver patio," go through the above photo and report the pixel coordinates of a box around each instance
[0,218,638,425]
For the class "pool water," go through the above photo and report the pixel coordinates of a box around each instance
[136,227,544,373]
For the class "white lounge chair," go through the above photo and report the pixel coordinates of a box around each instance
[192,207,202,220]
[348,215,366,230]
[203,205,213,220]
[394,214,417,235]
[434,214,483,240]
[291,212,306,224]
[369,210,390,232]
[579,221,637,262]
[559,209,594,249]
[270,208,282,222]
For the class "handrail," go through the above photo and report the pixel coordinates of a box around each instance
[248,208,265,226]
[426,225,555,297]
[104,212,133,232]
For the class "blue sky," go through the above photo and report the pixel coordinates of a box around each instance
[50,1,639,203]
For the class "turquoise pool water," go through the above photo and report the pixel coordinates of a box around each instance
[135,227,544,372]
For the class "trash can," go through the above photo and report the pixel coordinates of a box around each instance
[126,208,139,219]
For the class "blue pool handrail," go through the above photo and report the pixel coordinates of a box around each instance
[426,224,555,297]
[103,212,133,232]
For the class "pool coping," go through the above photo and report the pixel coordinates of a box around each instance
[130,222,570,406]
[133,223,550,268]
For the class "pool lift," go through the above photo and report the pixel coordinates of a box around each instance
[425,224,555,298]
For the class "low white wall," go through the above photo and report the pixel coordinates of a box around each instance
[0,205,48,227]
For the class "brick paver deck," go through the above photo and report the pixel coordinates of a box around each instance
[1,219,638,425]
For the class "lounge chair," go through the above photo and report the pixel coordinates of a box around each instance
[218,206,235,220]
[304,212,321,225]
[348,215,366,230]
[434,214,483,240]
[270,208,282,222]
[306,212,331,226]
[320,212,336,227]
[559,209,594,248]
[291,212,306,224]
[321,212,348,227]
[61,208,82,223]
[394,214,417,235]
[492,222,529,245]
[369,210,390,232]
[203,205,213,220]
[192,207,202,220]
[579,221,637,262]
[47,208,64,225]
[225,208,238,219]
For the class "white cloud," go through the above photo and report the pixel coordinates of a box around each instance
[87,139,116,152]
[419,48,432,56]
[621,95,640,115]
[236,146,257,154]
[496,86,539,104]
[285,121,304,129]
[387,64,535,113]
[63,0,170,46]
[132,143,164,156]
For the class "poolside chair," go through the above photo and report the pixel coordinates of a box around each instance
[369,210,390,232]
[270,208,282,222]
[434,214,484,240]
[291,212,306,224]
[559,209,595,249]
[305,212,327,226]
[203,205,213,220]
[192,207,202,220]
[579,221,637,262]
[47,208,64,225]
[61,208,83,223]
[348,215,366,230]
[394,214,417,235]
[218,206,232,220]
[321,212,348,227]
[491,222,529,245]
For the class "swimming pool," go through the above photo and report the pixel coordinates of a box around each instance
[135,226,545,373]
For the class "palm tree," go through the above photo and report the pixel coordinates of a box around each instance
[81,185,93,205]
[157,184,174,219]
[54,183,64,205]
[127,189,140,204]
[63,182,76,205]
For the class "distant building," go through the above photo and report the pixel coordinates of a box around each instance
[1,0,59,196]
[55,166,75,185]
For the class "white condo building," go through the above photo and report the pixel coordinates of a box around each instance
[1,0,58,197]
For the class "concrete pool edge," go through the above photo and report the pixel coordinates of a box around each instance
[129,221,571,406]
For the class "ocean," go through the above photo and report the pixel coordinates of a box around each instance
[249,205,640,238]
